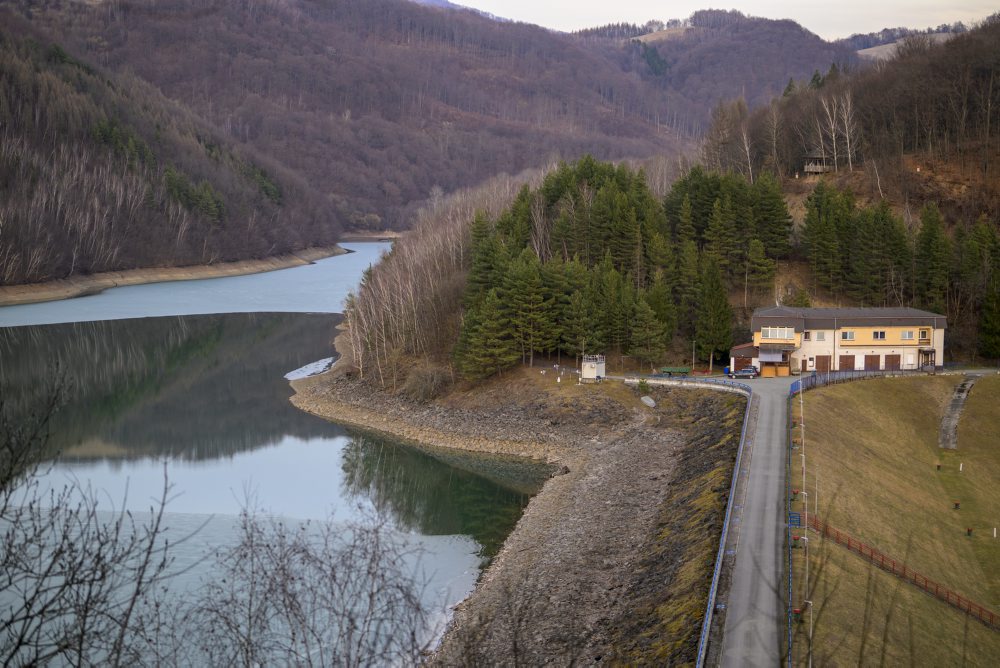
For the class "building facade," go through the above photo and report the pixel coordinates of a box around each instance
[740,306,946,377]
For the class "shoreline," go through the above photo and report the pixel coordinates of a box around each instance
[289,329,742,663]
[0,245,347,307]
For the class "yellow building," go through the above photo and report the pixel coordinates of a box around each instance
[746,306,946,377]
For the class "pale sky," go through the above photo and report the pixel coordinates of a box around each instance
[457,1,996,40]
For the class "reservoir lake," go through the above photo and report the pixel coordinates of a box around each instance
[0,243,546,625]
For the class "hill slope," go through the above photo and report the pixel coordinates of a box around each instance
[0,25,336,285]
[8,2,864,234]
[7,0,687,230]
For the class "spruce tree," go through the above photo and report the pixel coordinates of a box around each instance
[751,173,792,258]
[630,299,668,369]
[644,269,677,340]
[745,238,776,300]
[914,203,950,314]
[675,239,700,337]
[503,248,557,366]
[980,282,1000,358]
[562,289,602,360]
[695,261,733,373]
[676,194,696,243]
[455,289,520,379]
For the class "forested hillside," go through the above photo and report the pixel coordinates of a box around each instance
[346,158,794,389]
[7,1,861,233]
[5,0,686,231]
[576,10,857,135]
[0,25,335,285]
[703,15,1000,357]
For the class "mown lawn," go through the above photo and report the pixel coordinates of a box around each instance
[790,373,1000,665]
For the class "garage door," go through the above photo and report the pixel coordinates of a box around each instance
[815,355,831,372]
[864,355,880,371]
[885,354,901,370]
[734,358,752,371]
[839,355,855,371]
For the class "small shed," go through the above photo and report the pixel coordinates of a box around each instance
[803,151,831,174]
[729,342,759,373]
[581,354,606,383]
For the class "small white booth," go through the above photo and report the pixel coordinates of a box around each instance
[581,354,606,383]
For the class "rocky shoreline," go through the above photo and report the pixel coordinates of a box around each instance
[290,337,744,664]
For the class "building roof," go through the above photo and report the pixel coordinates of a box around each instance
[730,342,758,356]
[751,306,947,331]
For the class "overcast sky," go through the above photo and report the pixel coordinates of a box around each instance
[456,1,996,40]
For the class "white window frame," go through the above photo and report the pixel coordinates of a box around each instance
[873,331,886,340]
[804,331,811,341]
[841,331,855,341]
[919,329,930,340]
[901,331,914,341]
[761,326,794,339]
[816,331,826,342]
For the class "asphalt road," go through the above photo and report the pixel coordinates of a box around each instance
[721,375,797,667]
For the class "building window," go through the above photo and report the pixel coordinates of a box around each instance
[841,331,855,341]
[804,331,811,341]
[816,331,825,341]
[873,331,886,340]
[919,329,930,340]
[761,326,794,339]
[902,331,914,340]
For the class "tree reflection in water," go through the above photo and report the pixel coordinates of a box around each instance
[341,431,550,561]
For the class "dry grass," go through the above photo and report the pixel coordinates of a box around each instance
[791,374,1000,664]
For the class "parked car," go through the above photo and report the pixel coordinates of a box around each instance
[729,366,758,379]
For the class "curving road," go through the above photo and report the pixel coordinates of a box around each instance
[720,376,796,667]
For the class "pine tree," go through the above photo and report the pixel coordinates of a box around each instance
[630,299,668,369]
[455,289,520,379]
[744,238,775,303]
[676,194,696,243]
[465,214,507,307]
[503,248,557,366]
[980,281,1000,358]
[562,289,602,360]
[644,269,677,340]
[675,239,700,337]
[704,197,735,277]
[751,172,792,258]
[803,182,846,293]
[914,203,950,314]
[695,261,733,373]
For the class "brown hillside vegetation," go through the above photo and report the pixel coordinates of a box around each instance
[708,16,1000,219]
[8,1,863,233]
[0,25,336,285]
[6,0,688,231]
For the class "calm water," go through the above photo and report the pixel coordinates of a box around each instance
[0,245,547,625]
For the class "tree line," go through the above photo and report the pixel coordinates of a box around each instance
[802,181,1000,357]
[703,14,1000,216]
[347,157,793,387]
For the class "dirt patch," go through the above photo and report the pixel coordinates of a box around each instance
[290,351,745,664]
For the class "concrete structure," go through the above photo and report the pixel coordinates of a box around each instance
[580,354,606,382]
[747,306,946,376]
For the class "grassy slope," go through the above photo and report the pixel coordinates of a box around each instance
[793,375,1000,664]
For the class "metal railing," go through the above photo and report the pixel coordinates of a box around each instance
[624,374,753,665]
[790,367,929,396]
[692,380,752,667]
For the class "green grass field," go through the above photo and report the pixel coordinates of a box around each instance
[790,374,1000,665]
